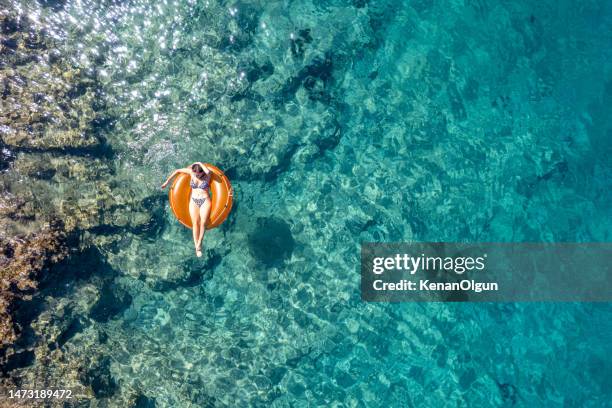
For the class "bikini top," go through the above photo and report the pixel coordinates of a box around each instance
[190,176,209,190]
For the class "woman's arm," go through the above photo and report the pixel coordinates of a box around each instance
[197,162,211,175]
[161,167,191,189]
[191,161,211,175]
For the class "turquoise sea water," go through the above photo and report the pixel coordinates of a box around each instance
[3,0,612,406]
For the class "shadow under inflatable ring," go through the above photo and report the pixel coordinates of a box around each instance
[168,163,233,229]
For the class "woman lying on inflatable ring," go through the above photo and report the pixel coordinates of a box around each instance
[161,162,211,257]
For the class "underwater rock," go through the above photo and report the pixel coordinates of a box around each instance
[290,29,313,60]
[133,394,157,408]
[2,151,154,233]
[496,381,518,405]
[0,220,68,348]
[0,63,100,149]
[89,282,132,323]
[79,356,118,398]
[248,217,296,267]
[0,12,154,384]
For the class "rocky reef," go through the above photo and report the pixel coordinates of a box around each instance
[0,10,156,399]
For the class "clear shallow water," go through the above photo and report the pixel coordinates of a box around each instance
[4,0,612,406]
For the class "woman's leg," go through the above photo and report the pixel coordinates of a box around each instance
[196,199,211,249]
[189,200,201,251]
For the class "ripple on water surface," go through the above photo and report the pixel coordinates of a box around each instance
[3,0,612,406]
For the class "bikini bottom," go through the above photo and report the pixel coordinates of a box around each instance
[192,197,209,207]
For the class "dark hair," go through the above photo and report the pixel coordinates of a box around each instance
[191,164,206,180]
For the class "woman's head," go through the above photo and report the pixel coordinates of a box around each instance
[192,163,206,180]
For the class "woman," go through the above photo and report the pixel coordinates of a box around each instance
[161,162,212,257]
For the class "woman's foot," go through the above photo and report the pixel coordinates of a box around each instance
[195,246,203,257]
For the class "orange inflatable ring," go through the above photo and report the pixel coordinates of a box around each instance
[168,163,233,229]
